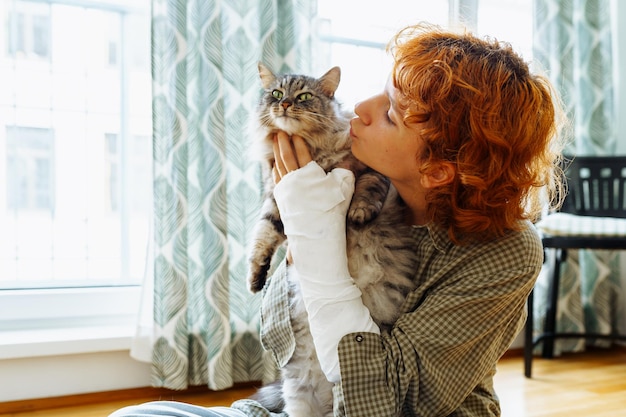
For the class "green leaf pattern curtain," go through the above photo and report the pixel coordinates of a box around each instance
[532,0,626,355]
[150,0,315,390]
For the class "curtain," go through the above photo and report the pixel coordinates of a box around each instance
[143,0,316,390]
[532,0,626,355]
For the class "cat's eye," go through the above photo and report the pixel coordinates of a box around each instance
[272,90,283,100]
[297,92,313,102]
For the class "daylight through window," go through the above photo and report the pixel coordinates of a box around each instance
[0,0,152,289]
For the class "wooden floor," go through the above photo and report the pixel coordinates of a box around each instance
[2,348,625,417]
[495,348,626,417]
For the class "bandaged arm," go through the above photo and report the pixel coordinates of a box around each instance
[273,161,380,383]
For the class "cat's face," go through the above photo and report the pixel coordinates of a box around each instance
[257,63,341,136]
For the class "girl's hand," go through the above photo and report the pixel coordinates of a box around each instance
[272,131,313,183]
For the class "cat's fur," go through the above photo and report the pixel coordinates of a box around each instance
[247,63,418,417]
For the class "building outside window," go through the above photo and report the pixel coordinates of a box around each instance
[7,1,50,59]
[0,0,152,290]
[6,126,55,211]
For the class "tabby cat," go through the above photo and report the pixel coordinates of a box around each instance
[247,63,418,417]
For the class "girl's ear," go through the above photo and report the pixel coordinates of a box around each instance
[420,162,455,189]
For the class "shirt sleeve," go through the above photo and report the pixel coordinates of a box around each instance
[259,259,296,369]
[334,226,542,417]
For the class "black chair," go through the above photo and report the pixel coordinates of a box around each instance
[524,155,626,378]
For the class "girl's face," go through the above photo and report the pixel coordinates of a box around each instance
[350,79,425,188]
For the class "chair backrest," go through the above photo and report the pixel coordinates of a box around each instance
[561,155,626,218]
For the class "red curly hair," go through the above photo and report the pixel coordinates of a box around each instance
[389,23,566,243]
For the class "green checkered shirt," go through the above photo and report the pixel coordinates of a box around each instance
[233,221,542,416]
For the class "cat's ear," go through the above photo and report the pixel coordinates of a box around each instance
[318,66,341,98]
[258,62,276,89]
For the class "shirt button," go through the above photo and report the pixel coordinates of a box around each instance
[355,334,364,343]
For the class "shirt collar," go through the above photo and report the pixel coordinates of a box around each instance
[411,223,450,253]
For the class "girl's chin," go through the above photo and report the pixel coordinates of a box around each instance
[350,142,360,157]
[350,146,368,166]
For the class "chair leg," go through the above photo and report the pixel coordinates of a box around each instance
[542,248,565,358]
[524,288,534,378]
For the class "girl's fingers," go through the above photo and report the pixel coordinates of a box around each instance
[272,136,287,179]
[272,164,281,184]
[272,132,312,184]
[276,131,299,172]
[292,135,312,167]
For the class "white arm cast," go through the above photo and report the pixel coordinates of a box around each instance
[273,161,380,383]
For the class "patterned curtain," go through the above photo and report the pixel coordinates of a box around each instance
[148,0,315,390]
[532,0,626,354]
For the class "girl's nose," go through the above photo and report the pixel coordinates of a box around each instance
[354,100,370,125]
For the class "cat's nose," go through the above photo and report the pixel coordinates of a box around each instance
[281,101,291,110]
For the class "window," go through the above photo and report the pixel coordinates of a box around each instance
[315,0,532,109]
[0,0,152,290]
[315,0,448,108]
[476,0,533,60]
[105,133,120,212]
[6,126,55,211]
[6,0,51,59]
[0,0,151,359]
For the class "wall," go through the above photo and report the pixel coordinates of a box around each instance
[0,351,151,403]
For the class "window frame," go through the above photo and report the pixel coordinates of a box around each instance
[0,0,150,357]
[0,285,142,359]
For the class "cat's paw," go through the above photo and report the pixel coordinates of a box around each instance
[247,264,271,293]
[247,275,266,294]
[348,201,381,225]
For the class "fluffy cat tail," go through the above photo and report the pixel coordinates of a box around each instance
[249,380,285,413]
